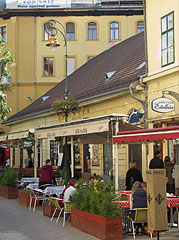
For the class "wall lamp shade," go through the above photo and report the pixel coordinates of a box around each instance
[46,36,60,51]
[136,109,145,118]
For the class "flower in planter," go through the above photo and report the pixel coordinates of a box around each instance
[52,95,80,114]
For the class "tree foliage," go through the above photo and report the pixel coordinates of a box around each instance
[0,35,14,121]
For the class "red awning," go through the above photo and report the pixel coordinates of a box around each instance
[113,126,179,143]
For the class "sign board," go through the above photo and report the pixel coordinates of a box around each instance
[6,0,101,9]
[151,97,175,113]
[146,169,168,232]
[127,108,141,126]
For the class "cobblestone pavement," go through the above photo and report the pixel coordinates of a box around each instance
[0,197,178,240]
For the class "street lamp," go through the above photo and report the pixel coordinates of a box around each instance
[45,19,70,184]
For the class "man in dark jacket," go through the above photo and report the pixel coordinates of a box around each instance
[149,150,164,169]
[39,159,56,189]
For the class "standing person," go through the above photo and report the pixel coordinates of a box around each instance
[164,156,175,194]
[64,178,77,202]
[149,150,164,169]
[39,159,56,189]
[125,162,143,190]
[24,153,34,168]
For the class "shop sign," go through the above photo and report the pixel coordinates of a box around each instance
[152,97,175,113]
[16,0,71,8]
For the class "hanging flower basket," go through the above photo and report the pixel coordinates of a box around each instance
[52,95,80,114]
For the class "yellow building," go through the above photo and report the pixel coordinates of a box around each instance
[0,1,144,117]
[2,30,146,188]
[143,0,179,165]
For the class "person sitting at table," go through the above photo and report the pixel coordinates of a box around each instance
[129,181,147,236]
[125,162,143,190]
[64,178,77,202]
[39,159,56,189]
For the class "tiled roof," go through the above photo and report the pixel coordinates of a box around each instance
[4,32,145,124]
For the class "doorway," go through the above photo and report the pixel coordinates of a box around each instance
[128,143,142,173]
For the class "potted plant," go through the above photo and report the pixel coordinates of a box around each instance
[18,188,39,208]
[71,179,123,240]
[0,167,18,199]
[52,95,80,114]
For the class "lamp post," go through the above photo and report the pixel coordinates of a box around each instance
[45,19,70,184]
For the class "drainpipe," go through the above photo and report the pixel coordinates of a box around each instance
[129,74,149,168]
[34,16,37,100]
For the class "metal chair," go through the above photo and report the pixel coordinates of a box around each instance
[29,188,47,212]
[128,208,152,239]
[63,201,72,227]
[50,197,64,223]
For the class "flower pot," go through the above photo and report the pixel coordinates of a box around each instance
[43,202,60,218]
[0,185,18,199]
[18,190,39,208]
[71,208,123,240]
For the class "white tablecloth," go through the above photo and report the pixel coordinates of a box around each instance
[26,183,39,189]
[21,178,39,185]
[44,186,64,197]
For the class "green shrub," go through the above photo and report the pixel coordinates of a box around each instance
[22,188,30,193]
[72,179,122,218]
[0,167,18,187]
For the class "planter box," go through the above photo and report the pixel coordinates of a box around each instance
[71,208,123,240]
[43,202,61,218]
[18,190,38,208]
[0,185,18,199]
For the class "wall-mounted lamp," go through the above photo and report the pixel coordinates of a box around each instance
[27,96,33,104]
[136,109,145,118]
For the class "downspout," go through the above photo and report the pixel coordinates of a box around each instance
[34,16,37,100]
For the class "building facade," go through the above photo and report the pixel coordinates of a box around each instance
[0,0,144,117]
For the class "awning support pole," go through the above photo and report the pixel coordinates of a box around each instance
[34,140,37,178]
[71,136,74,178]
[115,142,119,191]
[10,143,13,168]
[115,119,119,191]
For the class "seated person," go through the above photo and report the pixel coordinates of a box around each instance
[130,181,147,236]
[64,178,77,202]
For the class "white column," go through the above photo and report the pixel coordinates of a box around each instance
[115,143,119,191]
[71,136,74,178]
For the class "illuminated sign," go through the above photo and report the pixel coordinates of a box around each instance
[17,0,71,8]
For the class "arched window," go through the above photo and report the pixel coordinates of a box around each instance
[44,22,53,40]
[110,22,119,40]
[66,22,75,40]
[137,21,144,33]
[88,22,97,40]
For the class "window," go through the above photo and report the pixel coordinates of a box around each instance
[0,26,7,42]
[110,22,119,40]
[88,22,97,40]
[137,21,144,33]
[43,57,53,76]
[66,22,75,40]
[161,12,174,66]
[44,22,53,41]
[67,57,75,76]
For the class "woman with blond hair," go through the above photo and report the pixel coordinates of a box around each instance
[125,162,143,190]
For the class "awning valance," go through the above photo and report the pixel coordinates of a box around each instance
[36,119,109,139]
[113,126,179,143]
[0,134,7,141]
[8,131,29,140]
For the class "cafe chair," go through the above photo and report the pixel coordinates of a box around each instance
[63,201,73,227]
[50,197,64,223]
[128,208,152,239]
[29,188,47,212]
